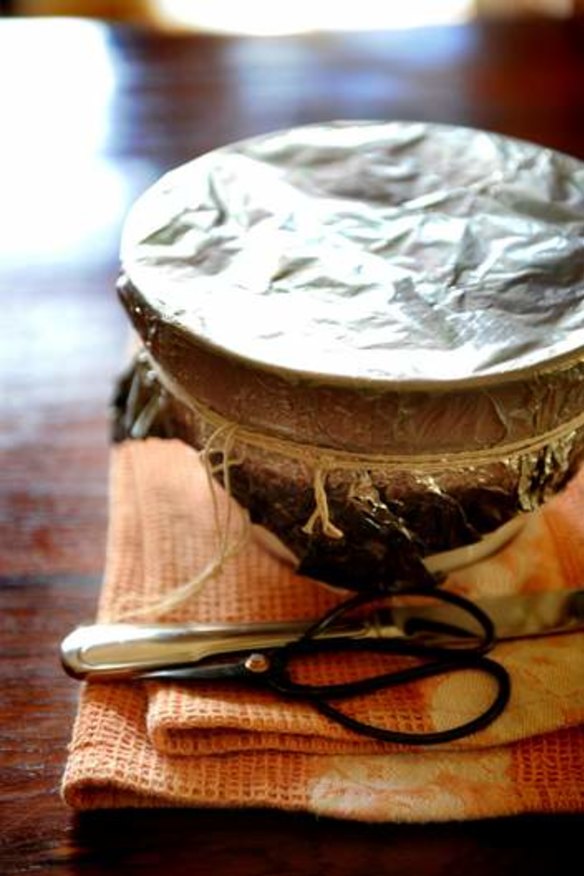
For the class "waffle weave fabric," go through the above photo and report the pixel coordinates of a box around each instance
[62,439,584,821]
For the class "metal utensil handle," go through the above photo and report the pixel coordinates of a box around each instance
[60,615,393,680]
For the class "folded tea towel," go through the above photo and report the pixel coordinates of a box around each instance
[62,439,584,821]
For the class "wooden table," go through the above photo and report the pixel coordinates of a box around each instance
[1,15,583,874]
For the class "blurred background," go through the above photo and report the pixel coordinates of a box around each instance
[1,0,583,31]
[1,0,583,580]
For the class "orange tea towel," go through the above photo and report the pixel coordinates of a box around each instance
[62,439,584,821]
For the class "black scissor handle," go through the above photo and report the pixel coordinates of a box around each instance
[310,655,511,746]
[260,587,510,745]
[301,586,497,654]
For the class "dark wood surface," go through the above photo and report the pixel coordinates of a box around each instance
[1,15,583,874]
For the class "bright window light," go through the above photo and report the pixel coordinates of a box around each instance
[157,0,474,36]
[0,20,128,265]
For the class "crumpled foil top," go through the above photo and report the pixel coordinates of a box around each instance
[121,121,584,385]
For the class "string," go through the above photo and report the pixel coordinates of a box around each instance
[157,363,584,473]
[302,467,344,540]
[114,423,251,620]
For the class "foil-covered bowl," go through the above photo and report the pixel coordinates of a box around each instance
[116,121,584,590]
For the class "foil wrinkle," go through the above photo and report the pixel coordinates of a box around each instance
[122,121,584,385]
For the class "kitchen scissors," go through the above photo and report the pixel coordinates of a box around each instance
[130,587,511,746]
